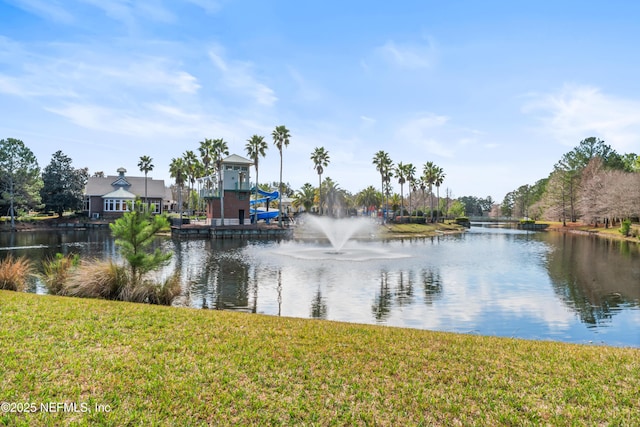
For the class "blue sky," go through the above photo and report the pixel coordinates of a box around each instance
[1,0,639,202]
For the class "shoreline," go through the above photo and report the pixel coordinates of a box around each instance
[542,221,640,244]
[2,217,638,246]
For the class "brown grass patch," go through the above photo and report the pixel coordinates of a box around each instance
[0,254,34,291]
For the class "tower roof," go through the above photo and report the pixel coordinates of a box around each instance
[222,154,253,165]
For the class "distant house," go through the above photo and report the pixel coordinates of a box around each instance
[84,167,166,219]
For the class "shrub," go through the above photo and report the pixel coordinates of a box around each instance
[519,219,535,224]
[410,216,426,224]
[0,255,34,291]
[41,253,79,295]
[619,219,631,237]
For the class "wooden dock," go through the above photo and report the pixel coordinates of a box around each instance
[171,224,293,239]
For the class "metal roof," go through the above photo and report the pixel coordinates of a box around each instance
[85,175,166,198]
[223,154,253,165]
[101,187,137,199]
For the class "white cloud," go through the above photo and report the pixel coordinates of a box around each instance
[208,44,277,107]
[523,84,640,152]
[78,0,176,28]
[287,67,325,103]
[496,296,573,330]
[360,115,376,126]
[0,38,201,100]
[46,103,202,139]
[395,113,455,158]
[375,37,438,69]
[184,0,222,14]
[6,0,74,23]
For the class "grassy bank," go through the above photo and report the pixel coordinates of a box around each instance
[542,221,640,244]
[1,291,638,426]
[377,222,465,238]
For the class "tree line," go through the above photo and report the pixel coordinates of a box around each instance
[501,137,640,226]
[0,138,88,229]
[1,134,460,227]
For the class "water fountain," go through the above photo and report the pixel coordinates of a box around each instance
[305,215,373,252]
[275,215,410,261]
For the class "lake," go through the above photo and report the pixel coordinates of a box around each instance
[1,224,638,347]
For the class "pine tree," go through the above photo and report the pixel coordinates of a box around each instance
[109,201,172,283]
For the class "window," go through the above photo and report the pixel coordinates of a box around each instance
[149,201,160,214]
[84,197,90,211]
[104,199,131,212]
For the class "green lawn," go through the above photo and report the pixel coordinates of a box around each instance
[377,222,464,237]
[1,291,638,426]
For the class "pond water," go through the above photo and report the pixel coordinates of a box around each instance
[1,225,639,347]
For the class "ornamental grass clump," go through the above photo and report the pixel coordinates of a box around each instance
[63,261,182,305]
[41,252,79,295]
[122,272,183,305]
[64,259,130,300]
[0,254,33,291]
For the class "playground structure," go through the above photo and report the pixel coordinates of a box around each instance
[249,188,280,223]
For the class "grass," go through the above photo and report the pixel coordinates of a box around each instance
[1,291,638,426]
[41,254,80,295]
[378,222,464,237]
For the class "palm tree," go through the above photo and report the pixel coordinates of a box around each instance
[137,155,154,211]
[405,163,416,215]
[395,162,409,216]
[211,139,229,224]
[182,150,201,213]
[272,125,291,227]
[169,157,187,224]
[197,138,215,214]
[418,177,427,214]
[245,135,268,223]
[198,138,215,177]
[292,183,316,213]
[389,193,401,214]
[310,147,330,215]
[423,161,437,222]
[356,186,381,215]
[372,151,393,222]
[434,166,446,222]
[321,177,342,217]
[383,172,393,219]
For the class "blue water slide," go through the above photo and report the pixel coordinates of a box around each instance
[249,188,279,206]
[249,188,280,223]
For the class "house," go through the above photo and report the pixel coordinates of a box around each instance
[84,167,166,219]
[199,154,253,225]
